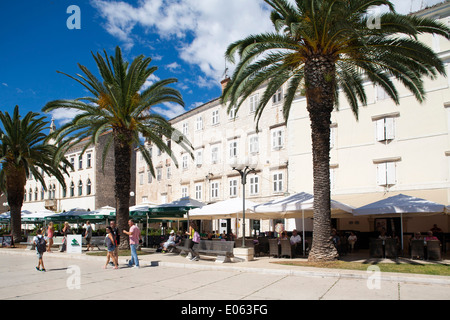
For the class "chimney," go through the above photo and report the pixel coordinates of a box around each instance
[220,77,231,93]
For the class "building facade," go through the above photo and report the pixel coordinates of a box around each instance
[22,125,136,214]
[138,3,450,236]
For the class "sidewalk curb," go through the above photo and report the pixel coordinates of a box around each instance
[2,249,449,286]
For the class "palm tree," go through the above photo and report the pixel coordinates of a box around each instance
[222,0,450,261]
[43,46,192,249]
[0,106,70,243]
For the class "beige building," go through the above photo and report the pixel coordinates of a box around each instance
[136,79,290,236]
[137,2,450,237]
[287,3,450,234]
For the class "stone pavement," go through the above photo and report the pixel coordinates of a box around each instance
[0,248,449,302]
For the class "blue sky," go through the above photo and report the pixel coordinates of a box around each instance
[0,0,445,128]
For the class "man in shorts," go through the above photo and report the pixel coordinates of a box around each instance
[33,228,47,272]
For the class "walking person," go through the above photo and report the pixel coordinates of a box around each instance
[84,221,93,251]
[60,221,70,252]
[110,221,120,264]
[186,221,200,261]
[123,219,141,268]
[34,228,47,272]
[103,227,118,269]
[46,222,54,252]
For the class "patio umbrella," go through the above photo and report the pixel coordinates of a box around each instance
[151,197,205,220]
[188,197,259,220]
[80,206,116,222]
[45,207,90,222]
[22,209,57,223]
[353,193,447,250]
[253,192,354,255]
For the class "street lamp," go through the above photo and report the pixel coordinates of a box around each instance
[229,156,257,248]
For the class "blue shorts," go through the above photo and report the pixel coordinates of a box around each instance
[36,250,44,259]
[107,245,116,252]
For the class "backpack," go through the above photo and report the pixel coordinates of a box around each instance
[36,236,46,253]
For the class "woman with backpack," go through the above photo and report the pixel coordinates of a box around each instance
[33,228,47,272]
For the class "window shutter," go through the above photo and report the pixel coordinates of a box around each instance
[385,117,395,140]
[376,119,385,141]
[377,163,387,186]
[386,162,396,185]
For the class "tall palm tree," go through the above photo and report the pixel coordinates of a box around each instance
[222,0,450,261]
[0,106,70,243]
[43,46,192,249]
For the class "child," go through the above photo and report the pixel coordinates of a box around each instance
[33,228,47,272]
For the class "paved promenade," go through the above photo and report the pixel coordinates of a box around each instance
[0,248,449,301]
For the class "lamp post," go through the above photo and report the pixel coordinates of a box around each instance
[230,156,257,248]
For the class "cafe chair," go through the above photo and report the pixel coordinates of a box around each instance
[280,239,293,258]
[426,240,442,261]
[410,240,425,260]
[268,239,279,258]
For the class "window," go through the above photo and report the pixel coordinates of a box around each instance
[249,176,259,195]
[272,88,283,104]
[78,180,83,196]
[86,153,92,168]
[167,166,171,179]
[195,149,203,166]
[34,187,38,201]
[377,162,396,186]
[28,188,32,202]
[211,145,220,164]
[376,118,395,142]
[196,116,203,131]
[229,140,238,158]
[139,173,144,185]
[41,187,45,200]
[70,182,75,197]
[195,184,202,200]
[212,109,220,125]
[157,168,162,181]
[249,135,259,154]
[86,179,92,195]
[62,186,67,198]
[210,181,219,199]
[78,155,83,170]
[182,122,189,136]
[147,170,152,184]
[70,157,75,171]
[229,105,237,120]
[376,85,389,100]
[52,184,56,199]
[273,172,284,193]
[272,129,284,149]
[229,179,238,197]
[181,186,189,198]
[249,94,258,113]
[182,154,189,170]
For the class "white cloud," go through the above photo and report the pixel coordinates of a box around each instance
[49,108,84,125]
[91,0,273,85]
[141,74,161,92]
[166,62,181,72]
[1,83,8,87]
[152,102,186,119]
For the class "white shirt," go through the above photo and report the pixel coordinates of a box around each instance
[290,234,301,244]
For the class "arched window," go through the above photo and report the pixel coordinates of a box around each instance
[52,184,56,199]
[41,187,45,200]
[70,181,75,197]
[28,188,32,201]
[34,188,38,201]
[78,180,83,196]
[86,179,92,195]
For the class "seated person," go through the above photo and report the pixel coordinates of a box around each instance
[161,230,176,253]
[290,229,301,245]
[425,231,439,242]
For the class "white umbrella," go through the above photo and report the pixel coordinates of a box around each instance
[354,193,447,250]
[22,209,57,222]
[188,197,259,220]
[253,192,354,255]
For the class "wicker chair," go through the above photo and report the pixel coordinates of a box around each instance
[280,239,293,258]
[410,240,425,260]
[268,239,279,258]
[426,240,442,260]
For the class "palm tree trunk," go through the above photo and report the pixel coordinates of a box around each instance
[305,55,339,262]
[113,128,132,250]
[5,165,26,244]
